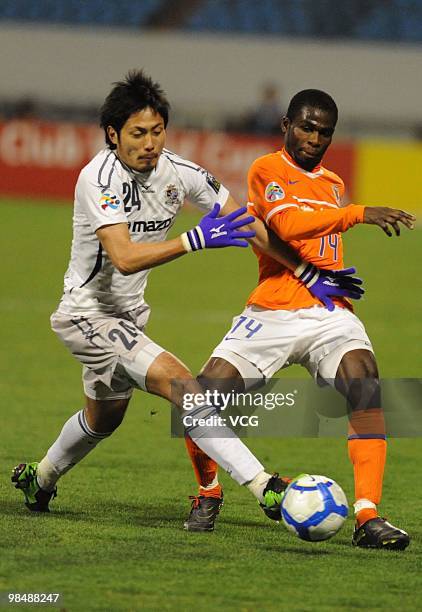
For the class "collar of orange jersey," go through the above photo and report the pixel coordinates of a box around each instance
[280,147,324,178]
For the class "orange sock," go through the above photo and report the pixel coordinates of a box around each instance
[355,507,378,526]
[184,435,221,498]
[348,408,386,527]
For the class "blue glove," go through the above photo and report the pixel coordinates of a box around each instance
[295,263,364,312]
[181,203,256,252]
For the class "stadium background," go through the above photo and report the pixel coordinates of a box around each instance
[1,2,421,610]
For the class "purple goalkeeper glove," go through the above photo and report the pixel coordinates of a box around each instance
[294,263,364,311]
[181,203,256,252]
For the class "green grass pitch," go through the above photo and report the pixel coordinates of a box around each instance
[1,199,421,611]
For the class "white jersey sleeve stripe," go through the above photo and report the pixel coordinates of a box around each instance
[162,150,201,172]
[166,158,204,174]
[97,151,117,189]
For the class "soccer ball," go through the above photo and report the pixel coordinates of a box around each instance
[280,474,348,541]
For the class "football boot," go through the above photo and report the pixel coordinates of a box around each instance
[184,494,224,532]
[260,473,294,521]
[11,462,57,512]
[352,517,410,550]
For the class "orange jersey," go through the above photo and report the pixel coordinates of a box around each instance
[247,148,365,311]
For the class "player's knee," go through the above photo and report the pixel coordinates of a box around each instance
[198,358,244,394]
[85,397,129,432]
[336,350,380,410]
[358,351,379,380]
[337,349,378,379]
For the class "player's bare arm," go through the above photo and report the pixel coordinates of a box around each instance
[363,206,416,236]
[220,195,301,269]
[96,204,255,275]
[96,222,187,274]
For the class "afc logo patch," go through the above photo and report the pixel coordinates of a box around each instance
[99,192,121,211]
[164,184,180,206]
[265,182,285,202]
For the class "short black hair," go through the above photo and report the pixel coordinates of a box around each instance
[100,69,170,148]
[286,89,338,124]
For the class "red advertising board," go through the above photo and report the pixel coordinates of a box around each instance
[0,120,356,202]
[0,120,103,200]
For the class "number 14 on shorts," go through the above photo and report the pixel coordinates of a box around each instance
[225,316,263,340]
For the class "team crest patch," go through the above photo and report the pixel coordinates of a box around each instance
[265,182,285,202]
[100,192,121,211]
[206,172,221,195]
[164,184,180,206]
[332,185,341,205]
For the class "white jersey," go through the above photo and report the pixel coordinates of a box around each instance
[56,147,229,315]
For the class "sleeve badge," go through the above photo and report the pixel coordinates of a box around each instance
[206,172,221,194]
[265,182,285,202]
[99,192,121,211]
[165,184,180,206]
[332,185,341,205]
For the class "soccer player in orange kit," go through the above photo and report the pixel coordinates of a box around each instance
[184,89,414,550]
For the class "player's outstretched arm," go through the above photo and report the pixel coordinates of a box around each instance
[96,204,256,275]
[220,195,366,309]
[220,196,365,310]
[363,206,416,237]
[270,204,415,242]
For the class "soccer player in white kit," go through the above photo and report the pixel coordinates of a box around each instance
[11,71,365,520]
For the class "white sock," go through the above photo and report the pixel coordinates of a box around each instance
[45,410,112,483]
[200,475,219,491]
[246,470,273,503]
[183,404,264,485]
[36,456,60,492]
[353,498,377,514]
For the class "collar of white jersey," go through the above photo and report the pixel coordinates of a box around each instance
[280,148,324,179]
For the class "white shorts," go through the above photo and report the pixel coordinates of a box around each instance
[51,305,165,401]
[210,305,373,388]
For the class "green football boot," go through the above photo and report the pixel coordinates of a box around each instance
[260,473,294,521]
[11,462,57,512]
[260,473,309,521]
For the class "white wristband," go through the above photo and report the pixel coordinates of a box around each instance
[181,226,206,252]
[294,261,308,278]
[180,232,193,253]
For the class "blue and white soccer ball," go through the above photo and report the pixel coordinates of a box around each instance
[281,474,348,541]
